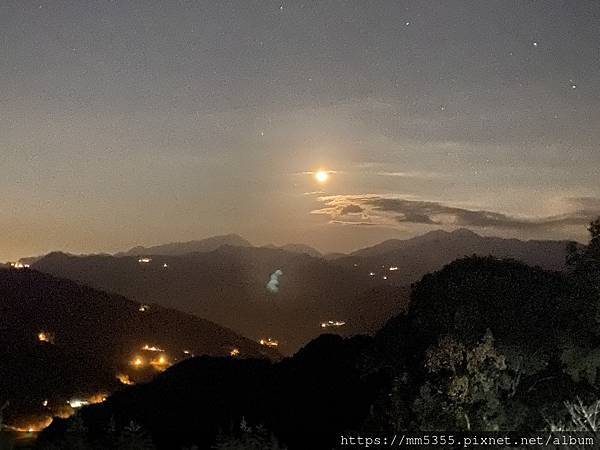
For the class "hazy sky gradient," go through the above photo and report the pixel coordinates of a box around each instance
[2,1,600,260]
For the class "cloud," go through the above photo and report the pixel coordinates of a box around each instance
[312,194,600,231]
[339,204,364,215]
[375,171,441,179]
[266,269,283,294]
[294,170,340,176]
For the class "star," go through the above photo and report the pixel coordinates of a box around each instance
[532,41,539,47]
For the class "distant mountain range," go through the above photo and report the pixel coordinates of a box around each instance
[117,234,323,258]
[28,228,573,353]
[17,228,573,271]
[115,233,253,257]
[0,268,277,427]
[350,228,570,262]
[112,228,572,272]
[334,228,571,285]
[32,246,404,353]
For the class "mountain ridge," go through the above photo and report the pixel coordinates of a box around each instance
[115,233,253,257]
[334,228,572,286]
[350,228,572,258]
[31,246,398,353]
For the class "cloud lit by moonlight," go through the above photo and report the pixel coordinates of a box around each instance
[266,269,283,294]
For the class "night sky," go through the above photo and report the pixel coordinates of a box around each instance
[2,1,600,261]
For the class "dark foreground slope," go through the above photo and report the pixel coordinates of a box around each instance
[39,334,377,450]
[32,247,405,353]
[0,268,277,428]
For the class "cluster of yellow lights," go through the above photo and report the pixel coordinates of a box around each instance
[37,331,54,344]
[259,338,279,348]
[131,356,145,368]
[130,354,171,370]
[150,355,170,371]
[88,394,108,404]
[66,393,106,411]
[142,344,164,352]
[138,257,152,264]
[117,373,135,385]
[320,320,346,328]
[13,417,53,434]
[230,348,240,357]
[10,262,30,269]
[138,304,150,312]
[67,399,89,409]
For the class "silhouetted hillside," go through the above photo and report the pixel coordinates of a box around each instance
[0,268,276,429]
[115,234,253,257]
[32,247,401,353]
[40,335,377,450]
[323,252,348,260]
[370,251,600,433]
[376,256,578,364]
[340,285,410,336]
[336,228,571,285]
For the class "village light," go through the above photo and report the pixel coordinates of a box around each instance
[131,356,144,367]
[259,338,279,348]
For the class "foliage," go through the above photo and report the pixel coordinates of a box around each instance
[567,218,600,277]
[548,397,600,441]
[36,416,155,450]
[213,418,286,450]
[562,218,600,386]
[407,255,572,371]
[562,347,600,385]
[412,331,520,431]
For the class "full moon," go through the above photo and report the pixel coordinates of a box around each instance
[315,170,329,183]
